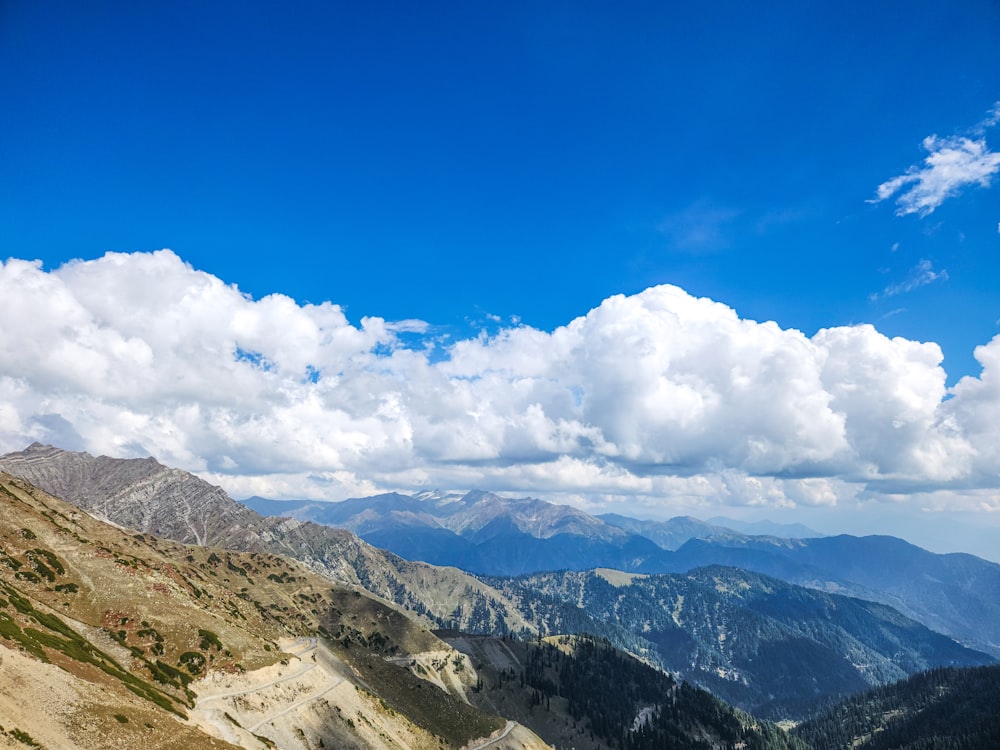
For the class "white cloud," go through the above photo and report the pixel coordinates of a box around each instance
[973,101,1000,135]
[2,250,1000,514]
[872,134,1000,217]
[870,259,948,300]
[385,319,430,334]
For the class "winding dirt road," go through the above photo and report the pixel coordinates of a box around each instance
[191,637,347,744]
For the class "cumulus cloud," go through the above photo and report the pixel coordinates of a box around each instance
[872,134,1000,217]
[2,250,1000,512]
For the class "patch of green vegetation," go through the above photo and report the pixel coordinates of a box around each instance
[137,627,164,642]
[19,529,36,541]
[114,714,129,724]
[14,571,40,584]
[0,550,22,570]
[226,556,250,578]
[179,651,206,675]
[198,628,223,651]
[9,728,40,747]
[0,612,46,661]
[30,562,54,582]
[54,583,78,594]
[151,658,194,688]
[0,582,186,717]
[29,549,65,576]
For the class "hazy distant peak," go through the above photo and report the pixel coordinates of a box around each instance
[707,516,826,538]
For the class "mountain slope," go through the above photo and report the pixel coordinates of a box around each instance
[0,470,545,750]
[445,634,809,750]
[794,664,1000,749]
[0,444,535,636]
[482,567,994,720]
[240,486,1000,664]
[0,463,823,750]
[4,444,994,726]
[13,444,997,668]
[662,534,1000,657]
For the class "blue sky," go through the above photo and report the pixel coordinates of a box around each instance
[2,1,1000,557]
[4,1,999,375]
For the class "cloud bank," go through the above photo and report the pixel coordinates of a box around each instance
[2,250,999,513]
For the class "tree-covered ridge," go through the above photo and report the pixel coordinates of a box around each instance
[483,567,992,719]
[793,664,1000,750]
[520,636,808,750]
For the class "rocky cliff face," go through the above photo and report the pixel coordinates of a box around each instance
[0,443,257,546]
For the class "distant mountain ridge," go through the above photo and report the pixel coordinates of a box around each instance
[240,491,741,575]
[598,511,744,549]
[658,534,1000,658]
[706,515,825,538]
[241,491,657,575]
[482,566,993,719]
[241,488,1000,658]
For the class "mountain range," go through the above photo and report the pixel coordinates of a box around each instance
[482,567,992,719]
[237,483,1000,659]
[1,443,996,727]
[242,491,674,575]
[0,461,815,749]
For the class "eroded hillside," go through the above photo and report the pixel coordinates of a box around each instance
[0,472,546,750]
